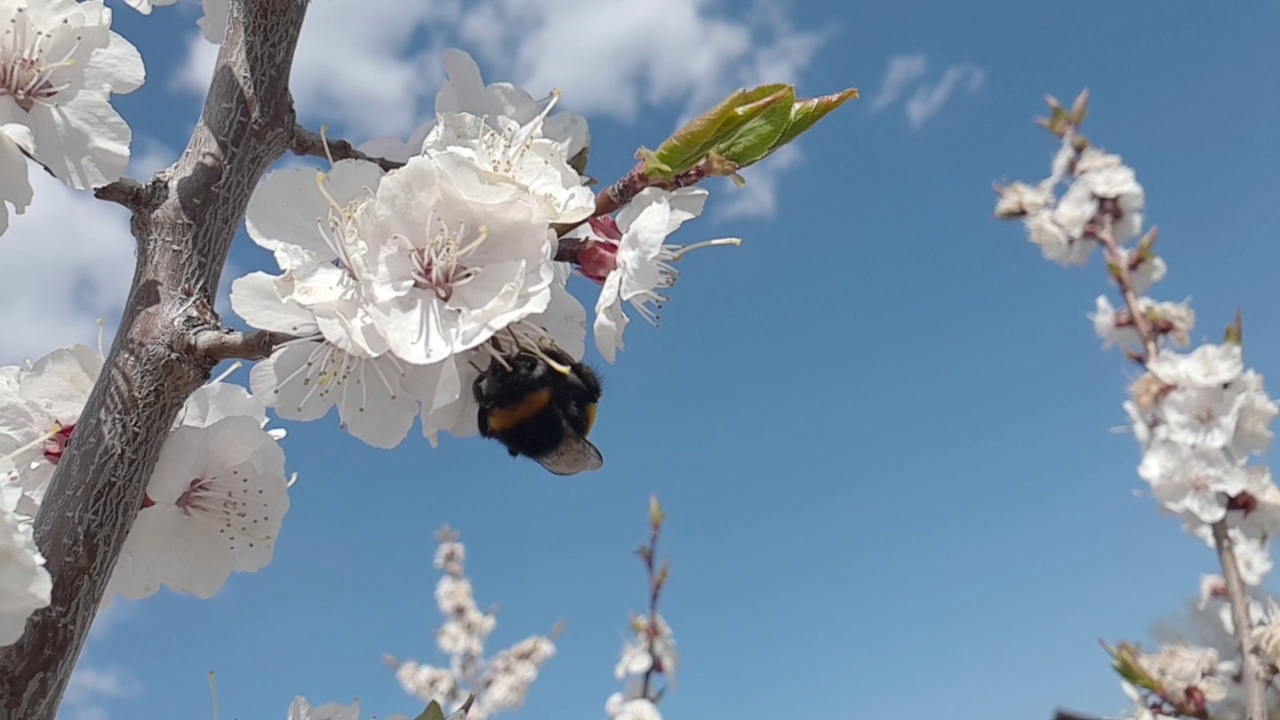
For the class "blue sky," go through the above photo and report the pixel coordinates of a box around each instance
[2,1,1278,719]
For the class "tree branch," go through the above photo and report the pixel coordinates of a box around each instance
[290,123,404,172]
[0,1,309,718]
[1213,521,1272,720]
[194,328,297,363]
[92,177,148,210]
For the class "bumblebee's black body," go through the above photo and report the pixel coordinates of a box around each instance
[473,343,604,476]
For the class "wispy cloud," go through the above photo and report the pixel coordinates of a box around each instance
[870,54,985,129]
[170,0,828,221]
[905,64,985,129]
[869,54,927,111]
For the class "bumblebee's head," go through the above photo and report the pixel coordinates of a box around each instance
[473,340,604,476]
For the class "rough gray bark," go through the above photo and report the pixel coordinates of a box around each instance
[0,1,308,717]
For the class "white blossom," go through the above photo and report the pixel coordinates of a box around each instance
[240,159,389,357]
[234,160,434,449]
[103,414,289,601]
[0,344,101,515]
[476,635,557,715]
[395,660,457,705]
[1115,246,1167,295]
[1128,644,1230,705]
[422,109,594,225]
[1229,370,1277,458]
[1081,163,1145,241]
[0,0,144,192]
[1159,384,1242,450]
[994,181,1052,218]
[1139,442,1247,524]
[1190,523,1274,586]
[571,187,739,363]
[0,478,50,646]
[433,49,589,164]
[434,540,466,575]
[360,49,591,167]
[247,338,424,450]
[605,696,662,720]
[361,153,557,365]
[1024,209,1096,266]
[1148,344,1244,389]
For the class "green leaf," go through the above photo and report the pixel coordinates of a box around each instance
[415,700,446,720]
[756,87,859,164]
[714,86,796,166]
[647,84,792,177]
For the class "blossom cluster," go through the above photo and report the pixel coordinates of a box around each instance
[232,50,738,450]
[0,342,291,644]
[997,94,1280,719]
[604,496,678,720]
[0,0,144,234]
[0,0,246,239]
[385,526,558,720]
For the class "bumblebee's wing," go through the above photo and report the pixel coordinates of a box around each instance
[533,435,604,476]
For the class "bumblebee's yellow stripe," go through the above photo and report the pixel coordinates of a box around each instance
[583,403,598,435]
[487,387,554,433]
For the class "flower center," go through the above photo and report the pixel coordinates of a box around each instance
[409,211,487,302]
[42,422,74,464]
[0,9,80,112]
[172,471,278,552]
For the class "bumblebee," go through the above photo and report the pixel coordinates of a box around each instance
[473,340,604,476]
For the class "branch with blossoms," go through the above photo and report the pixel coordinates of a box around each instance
[605,496,679,720]
[0,0,852,717]
[272,498,680,720]
[384,526,560,720]
[996,91,1280,720]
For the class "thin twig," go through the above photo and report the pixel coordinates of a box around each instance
[92,178,148,210]
[289,124,404,173]
[1213,521,1272,720]
[193,329,298,363]
[638,498,668,701]
[1092,213,1158,363]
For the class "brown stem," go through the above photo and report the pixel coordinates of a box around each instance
[193,329,297,363]
[92,178,148,210]
[638,518,665,701]
[289,124,404,173]
[1092,213,1159,363]
[1213,521,1271,720]
[0,2,308,718]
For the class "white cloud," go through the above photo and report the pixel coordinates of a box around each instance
[716,144,802,222]
[905,64,985,129]
[125,137,179,181]
[173,0,459,138]
[0,171,135,365]
[170,28,219,96]
[61,664,141,720]
[59,603,141,720]
[869,54,927,111]
[869,55,985,129]
[170,0,827,219]
[460,0,827,124]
